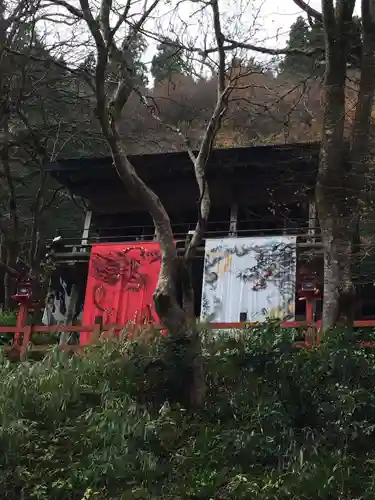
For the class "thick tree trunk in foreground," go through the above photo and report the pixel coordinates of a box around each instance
[317,0,375,330]
[317,91,356,328]
[317,211,356,327]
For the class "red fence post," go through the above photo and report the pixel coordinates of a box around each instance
[14,304,28,347]
[305,299,314,346]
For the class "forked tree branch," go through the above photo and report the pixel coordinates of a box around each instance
[185,0,230,261]
[136,0,233,261]
[137,91,197,164]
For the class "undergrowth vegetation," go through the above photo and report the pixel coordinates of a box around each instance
[0,310,17,346]
[1,324,375,499]
[0,310,17,326]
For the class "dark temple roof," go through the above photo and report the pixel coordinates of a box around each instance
[46,141,321,213]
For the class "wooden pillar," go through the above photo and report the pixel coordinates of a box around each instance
[229,203,238,236]
[308,199,317,243]
[81,210,92,247]
[59,284,79,345]
[283,217,287,235]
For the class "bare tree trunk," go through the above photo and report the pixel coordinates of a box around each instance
[3,267,11,310]
[317,0,375,330]
[105,127,206,407]
[348,4,375,318]
[320,225,355,327]
[316,0,356,330]
[0,114,19,311]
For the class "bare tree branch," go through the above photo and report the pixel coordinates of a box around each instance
[211,0,224,94]
[49,0,84,19]
[205,38,324,58]
[137,91,197,163]
[185,0,231,261]
[0,259,20,278]
[110,0,131,39]
[292,0,323,21]
[99,0,112,45]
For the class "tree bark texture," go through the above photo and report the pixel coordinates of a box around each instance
[106,122,206,407]
[316,0,375,330]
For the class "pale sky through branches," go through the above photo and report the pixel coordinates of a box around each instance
[44,0,361,75]
[142,0,360,72]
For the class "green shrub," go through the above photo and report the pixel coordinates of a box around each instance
[1,325,375,499]
[0,310,18,326]
[0,310,18,345]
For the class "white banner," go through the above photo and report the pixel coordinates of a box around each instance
[200,236,297,323]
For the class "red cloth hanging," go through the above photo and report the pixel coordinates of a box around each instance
[80,242,162,344]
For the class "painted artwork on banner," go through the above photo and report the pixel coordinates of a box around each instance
[81,242,161,344]
[200,236,297,323]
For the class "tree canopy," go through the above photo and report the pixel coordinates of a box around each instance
[151,38,188,84]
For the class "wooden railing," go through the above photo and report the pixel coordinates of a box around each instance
[2,318,375,360]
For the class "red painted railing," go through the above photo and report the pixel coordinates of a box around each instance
[2,318,375,360]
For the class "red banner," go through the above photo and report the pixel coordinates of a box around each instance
[80,242,162,344]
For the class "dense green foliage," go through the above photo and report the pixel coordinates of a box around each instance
[1,325,375,499]
[0,310,17,345]
[279,15,363,76]
[151,37,189,84]
[279,16,324,76]
[0,310,17,326]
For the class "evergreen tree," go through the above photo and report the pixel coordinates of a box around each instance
[151,38,187,84]
[347,16,363,68]
[280,15,363,77]
[279,16,324,76]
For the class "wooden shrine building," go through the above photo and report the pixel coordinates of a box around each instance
[45,141,375,330]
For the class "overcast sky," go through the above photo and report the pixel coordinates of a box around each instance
[251,0,359,47]
[49,0,361,71]
[139,0,360,69]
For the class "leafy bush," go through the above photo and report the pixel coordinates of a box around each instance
[0,310,17,326]
[1,325,375,499]
[0,310,17,345]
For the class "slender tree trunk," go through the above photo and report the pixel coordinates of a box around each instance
[3,241,16,310]
[3,266,11,310]
[1,116,19,311]
[347,13,375,317]
[103,123,206,407]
